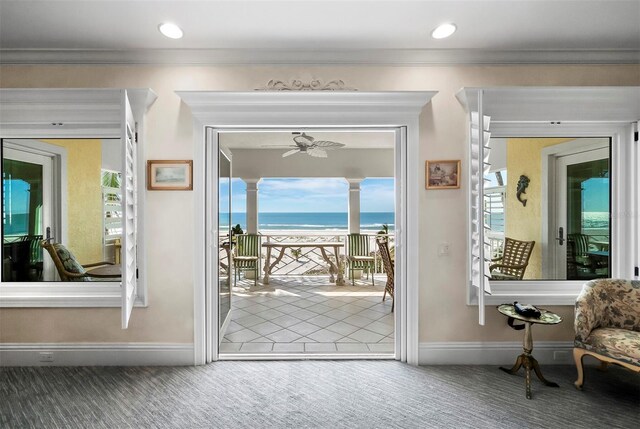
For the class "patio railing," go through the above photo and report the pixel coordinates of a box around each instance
[221,232,394,277]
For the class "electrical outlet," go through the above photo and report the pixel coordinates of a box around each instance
[553,351,569,361]
[438,243,450,256]
[39,352,54,362]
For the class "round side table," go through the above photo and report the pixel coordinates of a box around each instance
[497,304,563,399]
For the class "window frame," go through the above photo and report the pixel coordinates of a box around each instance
[0,89,153,309]
[468,121,637,306]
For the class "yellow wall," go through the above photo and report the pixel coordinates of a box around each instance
[0,65,638,345]
[505,138,573,279]
[41,139,103,265]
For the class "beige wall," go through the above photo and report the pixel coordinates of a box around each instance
[505,138,573,279]
[0,65,638,345]
[41,139,104,264]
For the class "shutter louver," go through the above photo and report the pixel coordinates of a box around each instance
[469,105,492,325]
[121,90,137,329]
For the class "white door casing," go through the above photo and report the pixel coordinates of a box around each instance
[176,91,437,366]
[2,147,54,280]
[553,147,610,279]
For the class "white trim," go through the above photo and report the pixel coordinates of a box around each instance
[219,353,394,361]
[0,343,193,366]
[0,285,146,307]
[177,91,436,366]
[1,49,638,66]
[419,341,574,365]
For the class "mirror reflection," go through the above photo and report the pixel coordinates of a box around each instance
[219,151,232,326]
[2,138,122,282]
[485,137,611,281]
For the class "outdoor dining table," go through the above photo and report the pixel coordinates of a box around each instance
[262,241,345,286]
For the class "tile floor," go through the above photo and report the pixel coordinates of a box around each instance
[220,275,394,354]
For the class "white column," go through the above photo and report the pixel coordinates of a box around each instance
[244,178,260,234]
[346,178,363,234]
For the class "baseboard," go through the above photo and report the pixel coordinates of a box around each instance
[0,343,194,366]
[419,341,574,365]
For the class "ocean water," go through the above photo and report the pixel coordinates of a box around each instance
[220,212,394,232]
[484,211,609,233]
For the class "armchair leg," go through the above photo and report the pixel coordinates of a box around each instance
[574,348,586,390]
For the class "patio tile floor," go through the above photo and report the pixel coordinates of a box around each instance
[220,275,394,355]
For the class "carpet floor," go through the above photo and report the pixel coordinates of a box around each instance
[1,361,638,428]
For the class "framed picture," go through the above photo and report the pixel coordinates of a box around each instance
[425,160,461,190]
[147,160,193,190]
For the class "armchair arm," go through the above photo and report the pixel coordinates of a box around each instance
[491,256,503,262]
[574,281,602,343]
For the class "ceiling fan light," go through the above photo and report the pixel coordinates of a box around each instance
[431,23,457,39]
[158,22,183,39]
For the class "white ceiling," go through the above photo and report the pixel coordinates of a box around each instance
[220,131,395,149]
[0,1,638,57]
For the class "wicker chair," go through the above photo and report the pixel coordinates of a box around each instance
[346,233,375,286]
[489,237,535,280]
[42,240,120,282]
[234,234,261,287]
[376,237,394,312]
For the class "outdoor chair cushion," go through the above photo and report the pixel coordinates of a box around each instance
[575,327,640,367]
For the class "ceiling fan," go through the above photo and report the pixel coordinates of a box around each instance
[266,133,345,158]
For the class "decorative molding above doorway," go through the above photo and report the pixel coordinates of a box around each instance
[257,79,357,91]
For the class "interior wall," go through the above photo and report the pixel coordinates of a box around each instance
[0,65,638,345]
[41,139,104,264]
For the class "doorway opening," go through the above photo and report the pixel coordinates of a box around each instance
[214,130,397,357]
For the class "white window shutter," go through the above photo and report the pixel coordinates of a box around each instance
[469,92,492,325]
[121,90,137,329]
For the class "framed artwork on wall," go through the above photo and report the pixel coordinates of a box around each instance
[147,160,193,190]
[425,160,461,190]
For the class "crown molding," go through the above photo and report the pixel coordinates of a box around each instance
[1,49,638,66]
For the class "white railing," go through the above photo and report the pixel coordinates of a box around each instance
[221,232,395,277]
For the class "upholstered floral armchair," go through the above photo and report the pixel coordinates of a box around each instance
[573,279,640,389]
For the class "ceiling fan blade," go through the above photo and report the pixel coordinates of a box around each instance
[261,144,298,148]
[307,148,328,158]
[282,149,300,158]
[312,140,345,149]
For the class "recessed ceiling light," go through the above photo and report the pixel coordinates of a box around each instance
[431,23,457,39]
[158,23,183,39]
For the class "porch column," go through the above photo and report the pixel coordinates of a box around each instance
[244,178,260,234]
[346,178,363,234]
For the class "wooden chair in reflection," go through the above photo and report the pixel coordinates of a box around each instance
[567,233,608,279]
[42,240,121,282]
[376,237,394,312]
[489,237,535,280]
[22,235,44,279]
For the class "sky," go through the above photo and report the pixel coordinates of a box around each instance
[221,177,395,213]
[582,178,609,212]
